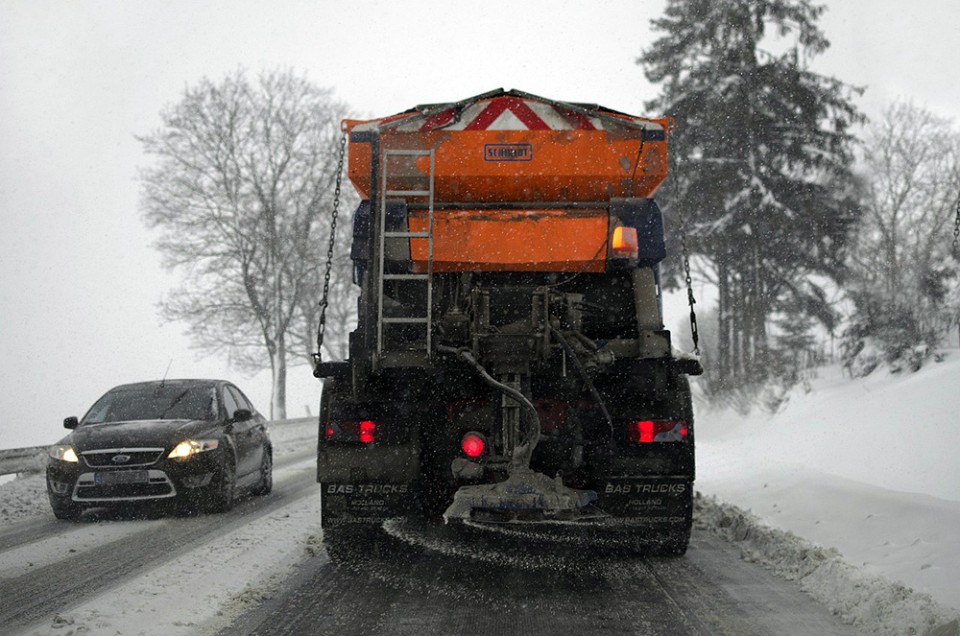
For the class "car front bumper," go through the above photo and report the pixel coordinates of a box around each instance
[47,450,224,504]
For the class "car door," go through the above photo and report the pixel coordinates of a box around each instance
[233,386,268,446]
[224,384,262,477]
[221,385,253,477]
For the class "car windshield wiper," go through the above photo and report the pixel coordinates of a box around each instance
[158,389,191,419]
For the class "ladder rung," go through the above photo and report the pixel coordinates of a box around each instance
[384,231,430,238]
[385,189,431,197]
[377,147,434,361]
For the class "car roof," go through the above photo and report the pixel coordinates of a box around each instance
[108,379,225,392]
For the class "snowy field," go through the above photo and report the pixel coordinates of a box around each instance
[2,364,960,634]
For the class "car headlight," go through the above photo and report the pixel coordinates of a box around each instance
[49,445,79,463]
[168,439,220,459]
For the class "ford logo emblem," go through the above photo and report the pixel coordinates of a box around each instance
[111,454,131,464]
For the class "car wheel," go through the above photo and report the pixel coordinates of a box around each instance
[251,447,273,496]
[206,453,236,513]
[49,495,81,521]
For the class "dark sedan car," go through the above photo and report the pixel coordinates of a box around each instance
[46,379,272,520]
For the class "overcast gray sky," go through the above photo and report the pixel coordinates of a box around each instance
[2,0,959,448]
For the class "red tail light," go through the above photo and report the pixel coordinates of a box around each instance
[325,420,378,444]
[359,420,376,444]
[461,432,486,458]
[628,420,688,443]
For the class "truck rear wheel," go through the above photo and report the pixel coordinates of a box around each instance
[322,523,384,565]
[659,375,694,556]
[657,530,690,556]
[415,441,456,520]
[614,374,694,557]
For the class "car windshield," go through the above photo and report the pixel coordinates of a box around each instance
[81,385,217,424]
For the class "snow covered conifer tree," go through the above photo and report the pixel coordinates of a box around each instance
[639,0,863,393]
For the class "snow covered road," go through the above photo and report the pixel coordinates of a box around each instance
[218,517,857,636]
[2,363,960,636]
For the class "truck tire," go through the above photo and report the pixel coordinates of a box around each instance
[661,375,694,557]
[322,523,383,566]
[658,532,690,557]
[672,375,694,433]
[621,374,694,557]
[318,378,336,454]
[415,444,455,520]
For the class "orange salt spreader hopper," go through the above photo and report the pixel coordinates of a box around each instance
[343,88,672,273]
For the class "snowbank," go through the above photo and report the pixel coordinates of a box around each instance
[0,473,48,525]
[695,355,960,628]
[695,493,959,636]
[698,358,960,501]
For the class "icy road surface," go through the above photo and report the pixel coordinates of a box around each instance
[0,419,849,636]
[0,400,958,636]
[220,518,857,636]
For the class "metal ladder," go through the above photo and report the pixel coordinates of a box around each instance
[376,148,435,359]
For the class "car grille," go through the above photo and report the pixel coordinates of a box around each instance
[73,470,176,501]
[81,448,165,468]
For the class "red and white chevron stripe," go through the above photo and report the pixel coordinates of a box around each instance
[351,93,665,133]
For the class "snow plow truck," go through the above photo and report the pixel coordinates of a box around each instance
[314,89,701,555]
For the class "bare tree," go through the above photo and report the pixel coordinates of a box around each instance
[139,69,352,418]
[845,101,960,367]
[290,186,359,364]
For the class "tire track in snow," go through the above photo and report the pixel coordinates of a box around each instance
[0,451,317,633]
[225,520,858,636]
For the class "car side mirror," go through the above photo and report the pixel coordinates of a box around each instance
[64,416,79,430]
[232,409,252,423]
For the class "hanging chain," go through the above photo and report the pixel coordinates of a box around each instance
[953,192,960,345]
[670,148,700,357]
[953,190,960,258]
[314,133,347,366]
[679,218,700,356]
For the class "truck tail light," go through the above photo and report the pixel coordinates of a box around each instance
[628,420,688,443]
[461,432,486,458]
[359,420,376,443]
[325,420,378,444]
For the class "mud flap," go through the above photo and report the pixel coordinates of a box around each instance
[320,482,414,528]
[596,477,693,526]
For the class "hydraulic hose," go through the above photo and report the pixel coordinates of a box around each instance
[550,327,615,440]
[437,345,541,469]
